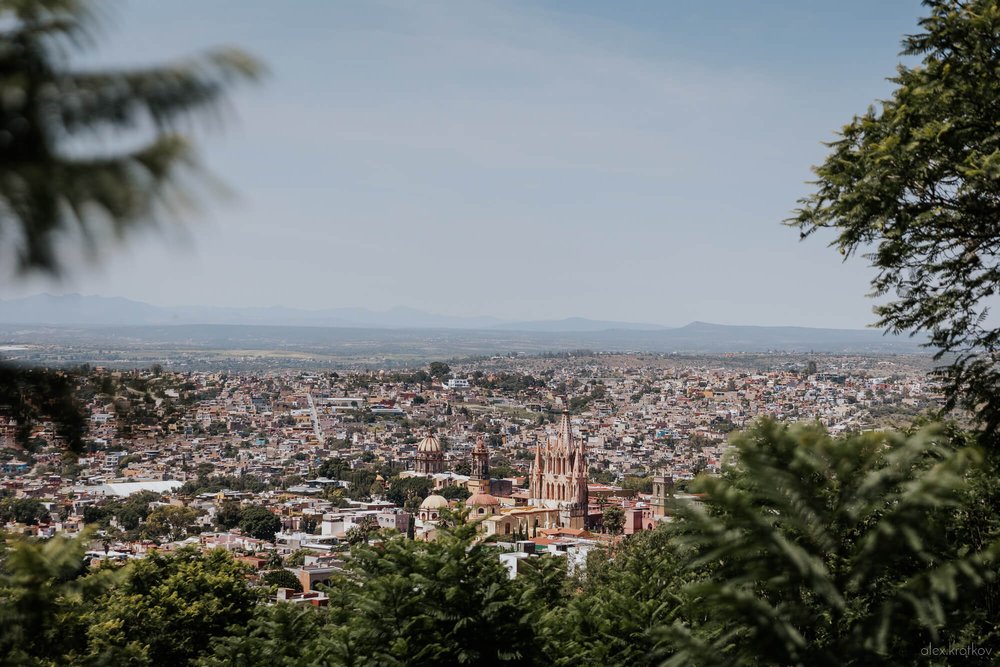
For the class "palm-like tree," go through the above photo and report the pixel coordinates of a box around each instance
[1,0,261,272]
[0,0,261,452]
[662,419,999,667]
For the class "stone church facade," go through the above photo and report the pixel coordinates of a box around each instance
[528,409,588,529]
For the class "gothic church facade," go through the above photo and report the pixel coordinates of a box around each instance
[529,409,588,529]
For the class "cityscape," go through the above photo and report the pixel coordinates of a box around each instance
[2,0,999,665]
[0,351,946,606]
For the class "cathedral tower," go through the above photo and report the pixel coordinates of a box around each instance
[469,434,491,495]
[528,406,588,528]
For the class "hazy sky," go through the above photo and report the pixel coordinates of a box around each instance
[4,0,927,327]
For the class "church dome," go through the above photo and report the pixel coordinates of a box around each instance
[417,434,442,453]
[465,492,500,507]
[420,494,449,510]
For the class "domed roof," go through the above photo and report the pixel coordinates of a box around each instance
[420,494,449,510]
[417,434,442,453]
[465,492,500,506]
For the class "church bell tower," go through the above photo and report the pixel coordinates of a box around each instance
[469,435,491,495]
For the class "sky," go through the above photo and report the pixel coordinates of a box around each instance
[3,0,928,327]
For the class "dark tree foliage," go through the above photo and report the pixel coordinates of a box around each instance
[439,484,470,501]
[344,515,379,547]
[0,530,118,666]
[179,474,268,496]
[0,497,48,525]
[261,568,302,593]
[473,372,546,392]
[198,603,334,667]
[327,509,537,665]
[113,490,160,532]
[662,419,1000,667]
[239,505,281,542]
[0,0,262,273]
[535,528,695,667]
[214,499,242,530]
[0,365,86,453]
[428,362,451,379]
[792,0,1000,433]
[85,547,259,666]
[602,505,625,536]
[318,457,351,479]
[345,469,378,500]
[384,475,433,507]
[0,0,261,454]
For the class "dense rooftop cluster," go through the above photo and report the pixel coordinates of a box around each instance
[1,354,940,571]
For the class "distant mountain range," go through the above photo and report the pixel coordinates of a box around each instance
[0,294,926,354]
[0,294,667,331]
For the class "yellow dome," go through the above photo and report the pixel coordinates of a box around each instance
[417,435,442,453]
[420,494,449,510]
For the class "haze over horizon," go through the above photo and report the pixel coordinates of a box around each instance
[0,0,926,328]
[0,292,902,331]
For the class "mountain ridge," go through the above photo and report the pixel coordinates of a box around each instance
[0,294,667,332]
[0,294,913,351]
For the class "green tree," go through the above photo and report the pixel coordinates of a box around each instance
[261,569,303,593]
[345,515,379,546]
[0,0,261,454]
[299,514,319,535]
[141,505,202,542]
[384,475,433,507]
[114,490,160,532]
[791,0,1000,433]
[621,475,653,494]
[264,550,284,570]
[0,497,48,525]
[239,505,281,542]
[86,547,259,666]
[329,510,536,664]
[428,361,451,379]
[284,548,314,567]
[0,366,87,453]
[540,527,692,667]
[197,603,333,667]
[316,460,351,479]
[602,505,625,536]
[439,484,471,501]
[0,0,262,273]
[0,530,119,665]
[662,419,1000,667]
[214,500,242,531]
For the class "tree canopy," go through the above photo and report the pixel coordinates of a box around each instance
[663,419,1000,666]
[0,0,261,454]
[792,0,1000,433]
[0,0,262,274]
[239,505,281,542]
